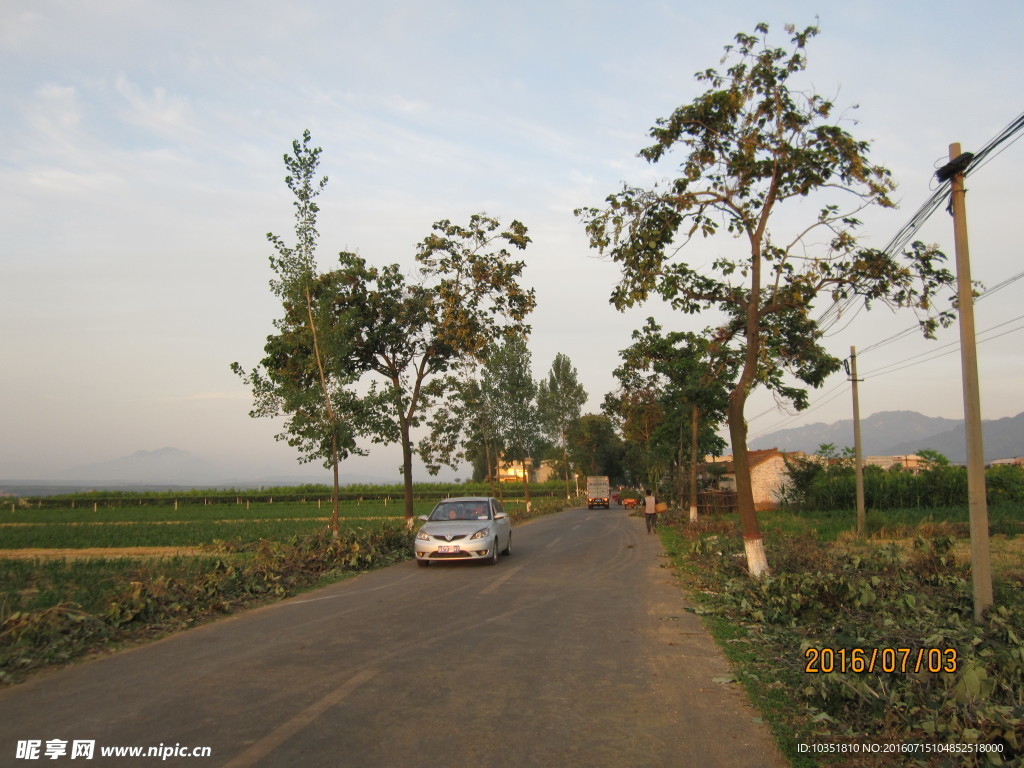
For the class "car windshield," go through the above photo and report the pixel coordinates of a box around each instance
[429,502,492,522]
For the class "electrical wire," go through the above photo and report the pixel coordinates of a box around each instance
[831,265,1024,360]
[732,112,1024,440]
[746,382,848,439]
[815,109,1024,334]
[745,314,1024,438]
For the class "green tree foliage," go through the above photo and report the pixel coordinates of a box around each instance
[576,23,956,576]
[419,363,503,494]
[484,336,542,502]
[602,386,665,492]
[612,318,734,515]
[536,353,589,499]
[321,214,535,523]
[231,131,385,537]
[782,450,1024,511]
[570,413,626,484]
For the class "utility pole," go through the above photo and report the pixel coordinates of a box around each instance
[849,347,866,536]
[944,142,993,620]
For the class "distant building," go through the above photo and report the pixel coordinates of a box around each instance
[864,454,926,473]
[989,457,1024,467]
[700,448,803,511]
[496,458,555,484]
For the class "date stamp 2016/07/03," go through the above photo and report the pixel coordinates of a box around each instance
[804,647,959,674]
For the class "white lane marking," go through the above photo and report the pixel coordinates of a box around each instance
[222,668,378,767]
[274,572,418,606]
[479,564,524,595]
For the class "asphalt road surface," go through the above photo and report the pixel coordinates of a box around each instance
[0,506,785,767]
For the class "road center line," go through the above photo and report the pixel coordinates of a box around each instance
[479,564,524,595]
[221,668,378,768]
[271,572,418,607]
[545,536,564,549]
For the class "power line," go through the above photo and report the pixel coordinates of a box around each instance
[848,266,1024,358]
[746,383,848,439]
[862,318,1024,379]
[743,112,1024,440]
[816,109,1024,334]
[746,315,1024,438]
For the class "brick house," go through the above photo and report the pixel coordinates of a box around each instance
[702,448,803,511]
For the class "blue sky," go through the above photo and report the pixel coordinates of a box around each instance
[2,0,1022,483]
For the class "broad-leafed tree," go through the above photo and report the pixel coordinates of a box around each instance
[326,215,535,524]
[577,23,955,576]
[614,319,734,519]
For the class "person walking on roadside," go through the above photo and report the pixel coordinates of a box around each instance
[643,489,658,534]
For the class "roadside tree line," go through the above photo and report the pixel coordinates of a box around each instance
[232,133,595,531]
[236,21,962,580]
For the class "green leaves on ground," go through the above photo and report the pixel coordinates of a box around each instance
[676,521,1024,765]
[0,523,411,684]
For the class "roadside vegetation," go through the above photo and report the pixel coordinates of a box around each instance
[0,487,569,686]
[661,506,1024,767]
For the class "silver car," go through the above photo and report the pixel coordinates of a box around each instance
[414,497,512,567]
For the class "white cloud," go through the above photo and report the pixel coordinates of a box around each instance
[113,74,196,138]
[2,0,1022,481]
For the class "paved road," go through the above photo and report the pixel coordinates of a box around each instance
[0,507,785,767]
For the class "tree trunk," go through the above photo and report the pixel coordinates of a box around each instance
[484,439,497,497]
[561,438,571,500]
[400,417,415,527]
[330,431,340,540]
[728,389,769,577]
[689,404,699,523]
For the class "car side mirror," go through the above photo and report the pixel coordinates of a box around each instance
[417,515,429,522]
[495,513,507,520]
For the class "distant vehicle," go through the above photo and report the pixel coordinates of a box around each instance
[414,497,512,567]
[586,476,610,509]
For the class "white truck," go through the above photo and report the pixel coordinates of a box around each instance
[586,476,610,509]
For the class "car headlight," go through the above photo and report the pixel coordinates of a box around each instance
[416,530,431,541]
[470,527,490,540]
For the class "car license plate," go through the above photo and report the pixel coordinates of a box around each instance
[438,545,460,554]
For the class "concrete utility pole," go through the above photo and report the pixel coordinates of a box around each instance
[946,142,993,620]
[849,346,866,536]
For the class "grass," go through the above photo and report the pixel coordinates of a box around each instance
[1,556,230,615]
[760,504,1024,543]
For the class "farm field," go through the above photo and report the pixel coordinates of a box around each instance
[0,491,548,554]
[0,500,420,552]
[0,491,567,683]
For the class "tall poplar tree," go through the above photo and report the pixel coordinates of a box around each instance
[231,131,383,538]
[537,353,588,499]
[485,336,541,504]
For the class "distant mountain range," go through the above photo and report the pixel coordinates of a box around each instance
[749,410,1024,463]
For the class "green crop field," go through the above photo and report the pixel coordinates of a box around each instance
[0,490,569,684]
[0,500,438,550]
